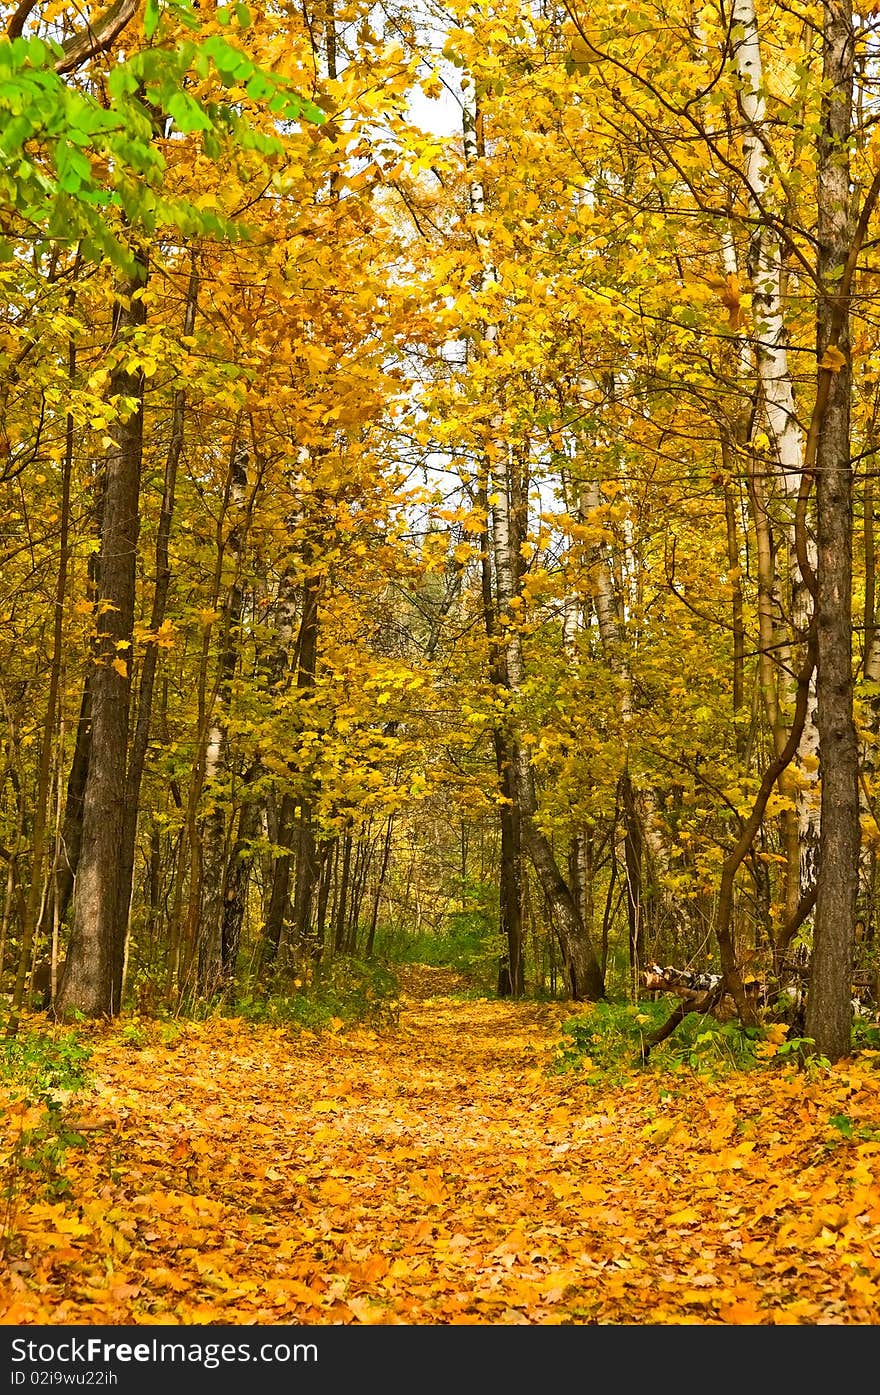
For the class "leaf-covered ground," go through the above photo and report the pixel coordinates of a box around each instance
[3,967,880,1325]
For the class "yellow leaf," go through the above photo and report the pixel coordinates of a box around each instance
[411,1170,447,1205]
[718,1299,765,1323]
[569,36,602,68]
[111,658,128,678]
[319,1179,351,1204]
[740,1241,766,1262]
[667,1205,700,1225]
[360,1253,389,1283]
[819,344,847,372]
[641,1118,676,1144]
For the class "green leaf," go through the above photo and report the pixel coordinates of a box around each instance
[26,36,48,65]
[235,3,252,29]
[829,1114,854,1139]
[144,0,161,39]
[108,64,140,99]
[166,90,212,133]
[55,140,92,192]
[245,73,274,102]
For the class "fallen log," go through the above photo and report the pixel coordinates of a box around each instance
[641,962,878,1045]
[638,980,725,1064]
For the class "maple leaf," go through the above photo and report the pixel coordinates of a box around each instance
[818,344,847,372]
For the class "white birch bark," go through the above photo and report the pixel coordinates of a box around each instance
[730,0,820,901]
[580,477,677,884]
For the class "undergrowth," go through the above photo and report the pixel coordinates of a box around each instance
[0,1025,92,1103]
[0,1025,92,1245]
[372,906,499,988]
[229,955,400,1031]
[127,954,401,1032]
[550,998,877,1081]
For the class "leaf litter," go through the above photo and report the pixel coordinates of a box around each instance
[2,967,879,1325]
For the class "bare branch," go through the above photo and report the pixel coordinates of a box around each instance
[6,0,40,40]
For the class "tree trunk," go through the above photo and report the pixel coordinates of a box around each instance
[57,260,148,1018]
[39,676,91,952]
[496,733,525,996]
[289,568,322,954]
[806,0,859,1062]
[365,814,394,958]
[333,830,352,954]
[478,503,525,999]
[263,565,321,967]
[314,837,335,958]
[198,576,246,995]
[620,773,643,998]
[263,792,294,966]
[118,251,197,994]
[196,430,250,996]
[221,790,262,989]
[491,456,603,1000]
[7,287,76,1033]
[291,809,319,950]
[731,0,821,907]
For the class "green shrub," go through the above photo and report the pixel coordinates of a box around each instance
[553,1000,669,1080]
[372,898,500,988]
[0,1029,91,1228]
[234,955,400,1031]
[553,997,788,1080]
[0,1028,91,1104]
[852,1015,880,1053]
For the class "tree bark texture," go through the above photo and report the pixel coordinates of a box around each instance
[57,263,147,1018]
[118,253,198,996]
[806,0,860,1062]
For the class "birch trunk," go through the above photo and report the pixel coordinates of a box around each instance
[463,90,528,996]
[730,0,820,900]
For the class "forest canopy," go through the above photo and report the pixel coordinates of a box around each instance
[1,0,879,1068]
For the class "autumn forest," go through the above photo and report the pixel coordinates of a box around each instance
[2,0,880,1328]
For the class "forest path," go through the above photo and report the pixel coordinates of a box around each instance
[3,972,880,1324]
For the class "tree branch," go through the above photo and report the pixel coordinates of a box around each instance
[6,0,40,40]
[55,0,140,76]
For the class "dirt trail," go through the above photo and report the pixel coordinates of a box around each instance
[2,970,879,1324]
